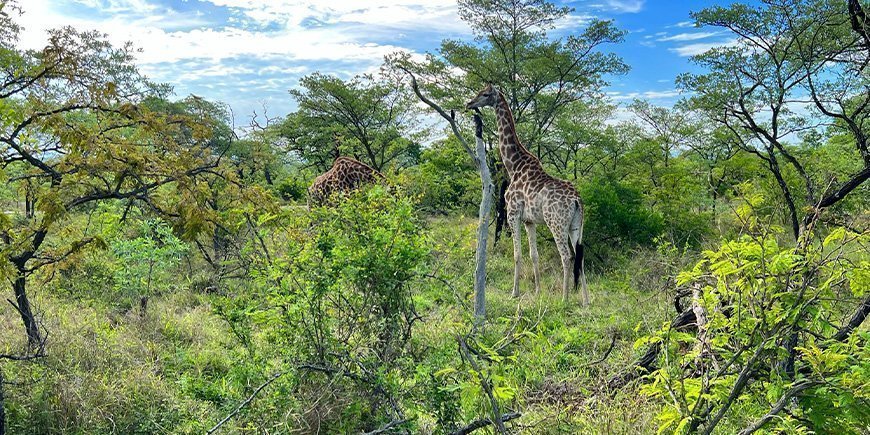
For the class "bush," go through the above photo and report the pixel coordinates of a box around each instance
[275,177,307,202]
[580,177,664,250]
[400,137,478,214]
[248,186,430,431]
[111,219,188,311]
[640,207,870,434]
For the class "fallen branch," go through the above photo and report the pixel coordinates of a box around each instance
[607,309,697,389]
[450,412,522,435]
[579,330,617,369]
[207,371,286,434]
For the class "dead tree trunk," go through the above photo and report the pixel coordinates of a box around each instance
[472,113,494,322]
[399,66,493,323]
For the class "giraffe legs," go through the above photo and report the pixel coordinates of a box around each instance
[524,222,541,294]
[509,212,523,298]
[553,233,573,303]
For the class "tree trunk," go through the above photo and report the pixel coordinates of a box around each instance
[767,157,800,240]
[13,270,41,348]
[0,367,5,435]
[473,114,494,324]
[399,67,492,322]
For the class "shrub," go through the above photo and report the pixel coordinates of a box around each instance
[401,137,478,214]
[639,202,870,434]
[248,186,430,431]
[275,177,307,202]
[111,219,188,312]
[580,177,664,249]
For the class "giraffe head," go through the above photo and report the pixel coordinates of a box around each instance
[465,84,498,110]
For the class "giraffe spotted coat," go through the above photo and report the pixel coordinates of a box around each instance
[307,157,384,207]
[466,84,589,305]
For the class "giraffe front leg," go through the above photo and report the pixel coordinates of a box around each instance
[524,222,541,294]
[509,213,523,298]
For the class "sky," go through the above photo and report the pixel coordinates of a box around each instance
[12,0,745,123]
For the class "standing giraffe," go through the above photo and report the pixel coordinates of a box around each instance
[308,156,384,207]
[466,84,588,304]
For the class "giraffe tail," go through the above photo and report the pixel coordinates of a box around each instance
[573,240,583,292]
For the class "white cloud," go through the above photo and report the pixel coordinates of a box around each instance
[671,39,740,56]
[13,0,439,117]
[657,31,721,42]
[604,0,645,13]
[203,0,465,32]
[607,90,682,101]
[605,106,636,126]
[668,21,695,28]
[16,2,413,65]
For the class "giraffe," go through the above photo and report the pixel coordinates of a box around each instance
[466,84,589,305]
[307,156,385,207]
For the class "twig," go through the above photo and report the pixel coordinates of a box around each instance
[737,380,818,435]
[361,419,409,435]
[450,412,522,435]
[457,335,507,434]
[578,330,617,368]
[206,371,286,434]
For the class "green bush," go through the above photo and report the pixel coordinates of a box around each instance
[400,137,478,214]
[275,177,307,202]
[640,203,870,434]
[111,219,188,311]
[580,177,664,249]
[247,186,430,431]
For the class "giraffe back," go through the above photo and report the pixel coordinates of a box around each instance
[308,157,384,206]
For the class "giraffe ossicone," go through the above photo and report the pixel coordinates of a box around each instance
[466,84,589,305]
[307,156,385,208]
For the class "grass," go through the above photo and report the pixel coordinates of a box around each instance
[0,214,685,434]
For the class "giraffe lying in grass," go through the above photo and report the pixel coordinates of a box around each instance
[466,84,588,305]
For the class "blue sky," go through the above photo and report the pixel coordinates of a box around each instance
[15,0,744,122]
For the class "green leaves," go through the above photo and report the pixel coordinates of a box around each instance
[280,72,424,172]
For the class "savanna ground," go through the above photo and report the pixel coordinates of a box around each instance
[0,209,688,434]
[2,0,870,433]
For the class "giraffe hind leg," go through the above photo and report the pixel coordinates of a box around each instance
[553,232,572,303]
[524,221,541,294]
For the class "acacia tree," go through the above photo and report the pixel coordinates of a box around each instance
[679,0,870,240]
[276,73,425,172]
[0,10,221,346]
[626,2,870,433]
[389,0,628,244]
[393,0,627,165]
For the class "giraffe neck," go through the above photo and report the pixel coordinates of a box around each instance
[494,91,538,179]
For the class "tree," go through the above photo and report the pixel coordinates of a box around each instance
[0,11,221,346]
[389,0,628,245]
[630,2,870,433]
[276,73,425,172]
[392,0,627,168]
[679,0,870,240]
